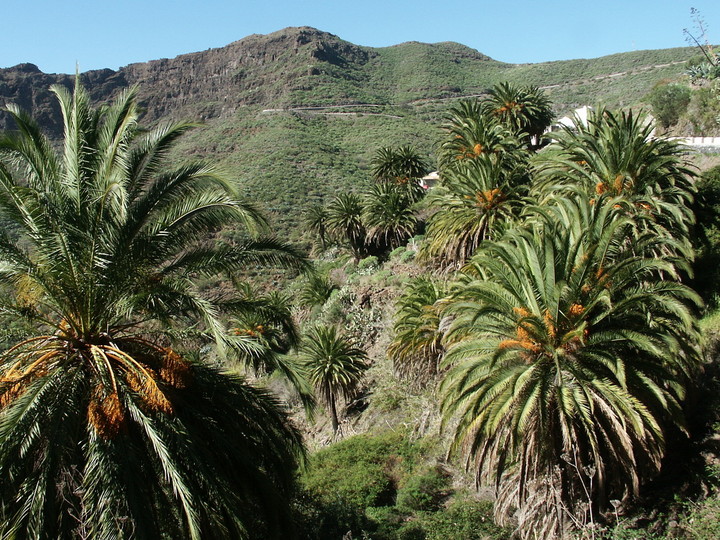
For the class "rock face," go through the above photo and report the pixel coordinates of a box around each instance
[0,27,376,134]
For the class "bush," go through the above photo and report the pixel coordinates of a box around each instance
[399,249,416,263]
[396,466,451,512]
[357,255,380,271]
[299,432,420,510]
[683,496,720,539]
[390,246,408,259]
[417,499,509,540]
[645,82,691,128]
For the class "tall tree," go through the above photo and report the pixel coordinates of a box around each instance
[439,195,701,539]
[387,276,447,385]
[326,192,367,261]
[421,155,527,267]
[0,81,306,539]
[534,107,696,254]
[362,182,418,252]
[371,145,430,187]
[301,325,368,435]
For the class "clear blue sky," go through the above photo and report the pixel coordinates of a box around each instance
[3,0,720,74]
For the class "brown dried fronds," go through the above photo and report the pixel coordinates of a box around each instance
[88,387,125,439]
[159,349,192,389]
[613,173,624,192]
[0,379,25,408]
[543,310,556,339]
[125,369,174,415]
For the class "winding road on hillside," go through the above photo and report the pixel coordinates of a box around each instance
[260,60,689,117]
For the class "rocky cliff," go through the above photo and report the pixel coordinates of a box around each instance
[0,27,380,134]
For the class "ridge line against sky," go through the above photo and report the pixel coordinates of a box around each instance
[3,0,719,75]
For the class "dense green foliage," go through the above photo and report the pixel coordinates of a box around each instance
[296,431,510,540]
[0,81,305,539]
[378,87,704,538]
[160,41,697,241]
[646,82,692,128]
[301,324,368,434]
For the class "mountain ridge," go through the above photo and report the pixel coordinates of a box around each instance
[0,27,700,238]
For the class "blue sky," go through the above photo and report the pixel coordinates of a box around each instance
[3,0,720,74]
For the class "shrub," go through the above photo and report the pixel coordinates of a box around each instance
[683,496,720,540]
[645,82,691,128]
[417,499,509,540]
[358,255,380,271]
[396,466,451,512]
[299,432,419,510]
[399,249,416,263]
[390,246,408,259]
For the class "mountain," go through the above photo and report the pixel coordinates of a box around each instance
[0,27,698,238]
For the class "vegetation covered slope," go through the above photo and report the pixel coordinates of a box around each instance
[0,27,700,240]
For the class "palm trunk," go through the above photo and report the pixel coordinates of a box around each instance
[329,393,339,434]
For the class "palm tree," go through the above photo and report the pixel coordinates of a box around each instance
[371,145,430,186]
[326,192,367,261]
[387,276,448,385]
[362,182,418,252]
[301,325,368,435]
[484,82,554,146]
[421,156,526,267]
[438,104,523,173]
[305,203,330,251]
[298,271,337,310]
[0,81,306,539]
[534,107,696,252]
[439,195,701,539]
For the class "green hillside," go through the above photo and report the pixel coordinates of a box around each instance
[0,28,701,240]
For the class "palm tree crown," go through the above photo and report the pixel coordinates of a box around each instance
[0,81,305,539]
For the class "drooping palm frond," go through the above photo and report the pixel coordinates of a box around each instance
[533,107,697,255]
[421,156,527,267]
[371,145,430,187]
[362,182,418,251]
[388,275,448,385]
[326,192,367,261]
[484,82,554,144]
[438,108,524,173]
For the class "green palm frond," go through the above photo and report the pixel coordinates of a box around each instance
[421,156,526,267]
[388,276,448,384]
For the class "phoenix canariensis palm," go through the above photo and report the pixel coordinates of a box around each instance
[371,146,429,203]
[301,324,368,435]
[439,194,701,539]
[305,203,330,251]
[362,181,419,252]
[438,100,525,174]
[0,81,306,539]
[387,276,448,385]
[484,82,554,147]
[421,155,527,267]
[534,107,696,255]
[371,145,430,184]
[227,283,315,412]
[326,192,368,261]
